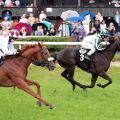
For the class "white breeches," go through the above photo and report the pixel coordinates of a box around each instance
[81,35,97,56]
[1,47,15,56]
[81,42,96,56]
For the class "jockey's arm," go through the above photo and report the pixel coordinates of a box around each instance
[94,36,110,51]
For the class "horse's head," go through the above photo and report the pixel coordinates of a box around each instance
[113,35,120,51]
[32,43,55,71]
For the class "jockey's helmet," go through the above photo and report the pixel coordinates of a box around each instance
[9,30,20,38]
[100,29,109,36]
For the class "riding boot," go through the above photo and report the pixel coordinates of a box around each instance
[85,55,91,60]
[0,56,4,65]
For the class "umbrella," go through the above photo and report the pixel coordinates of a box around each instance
[40,21,51,30]
[67,16,84,22]
[32,23,48,31]
[80,11,95,19]
[14,23,32,33]
[61,10,79,20]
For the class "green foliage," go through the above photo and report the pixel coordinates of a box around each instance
[0,66,120,120]
[113,53,120,61]
[17,36,69,51]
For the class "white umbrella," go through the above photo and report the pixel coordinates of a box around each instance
[61,10,79,20]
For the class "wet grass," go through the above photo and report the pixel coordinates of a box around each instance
[0,66,120,120]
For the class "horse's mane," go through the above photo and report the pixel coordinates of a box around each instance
[5,53,21,59]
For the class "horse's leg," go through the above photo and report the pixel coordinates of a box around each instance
[16,79,54,109]
[25,79,41,95]
[61,68,76,90]
[80,73,98,89]
[25,79,42,106]
[97,71,112,88]
[62,68,86,91]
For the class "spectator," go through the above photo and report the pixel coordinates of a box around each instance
[47,24,56,36]
[3,11,12,21]
[89,0,95,3]
[11,19,19,28]
[58,21,70,36]
[93,15,101,33]
[107,22,116,36]
[14,0,20,7]
[0,0,4,6]
[114,1,120,7]
[1,24,10,36]
[87,27,97,35]
[39,11,47,22]
[82,20,90,35]
[28,13,35,26]
[35,26,44,36]
[96,12,103,22]
[100,20,107,31]
[74,21,86,42]
[114,11,120,32]
[1,17,11,30]
[19,14,28,23]
[19,27,28,36]
[4,0,13,7]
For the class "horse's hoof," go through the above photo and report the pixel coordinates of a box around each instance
[97,83,102,87]
[72,85,76,91]
[36,101,42,106]
[49,105,56,109]
[83,88,87,92]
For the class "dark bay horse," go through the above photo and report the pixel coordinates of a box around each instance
[0,43,55,109]
[54,35,120,91]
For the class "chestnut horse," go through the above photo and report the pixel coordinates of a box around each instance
[0,43,55,109]
[53,35,120,91]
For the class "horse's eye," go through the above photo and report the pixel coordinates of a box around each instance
[44,52,48,55]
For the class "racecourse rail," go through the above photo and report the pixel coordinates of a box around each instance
[14,36,81,48]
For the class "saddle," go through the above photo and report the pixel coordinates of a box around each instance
[78,48,91,61]
[76,48,92,71]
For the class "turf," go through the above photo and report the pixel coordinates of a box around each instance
[0,65,120,120]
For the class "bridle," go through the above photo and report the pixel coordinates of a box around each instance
[20,46,54,66]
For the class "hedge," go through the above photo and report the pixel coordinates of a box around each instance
[16,36,70,51]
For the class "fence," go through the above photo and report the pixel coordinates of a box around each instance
[14,41,82,49]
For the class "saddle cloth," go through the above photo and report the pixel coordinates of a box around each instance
[76,48,91,71]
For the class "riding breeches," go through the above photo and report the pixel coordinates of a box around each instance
[81,42,96,56]
[0,47,15,56]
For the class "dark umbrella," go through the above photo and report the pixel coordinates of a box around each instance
[14,23,32,33]
[32,23,48,31]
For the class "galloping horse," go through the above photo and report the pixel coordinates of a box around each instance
[54,35,120,91]
[0,43,55,109]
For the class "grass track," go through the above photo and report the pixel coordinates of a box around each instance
[0,66,120,120]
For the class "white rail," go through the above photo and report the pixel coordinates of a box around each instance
[14,41,82,45]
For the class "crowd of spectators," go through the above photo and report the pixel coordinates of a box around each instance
[108,0,120,7]
[0,10,120,42]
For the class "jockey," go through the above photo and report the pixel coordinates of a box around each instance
[0,30,19,64]
[81,29,110,60]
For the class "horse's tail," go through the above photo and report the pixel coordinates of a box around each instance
[51,52,59,63]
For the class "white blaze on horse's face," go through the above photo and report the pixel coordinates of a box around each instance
[41,46,55,71]
[48,57,54,61]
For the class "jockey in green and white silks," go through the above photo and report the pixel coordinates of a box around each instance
[81,29,110,60]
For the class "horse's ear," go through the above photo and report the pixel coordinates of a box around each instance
[38,42,42,47]
[38,42,44,47]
